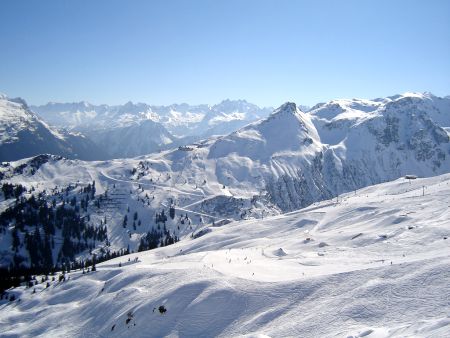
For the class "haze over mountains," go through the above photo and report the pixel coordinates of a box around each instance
[30,99,274,159]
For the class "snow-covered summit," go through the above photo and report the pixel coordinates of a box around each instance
[211,98,257,112]
[5,92,450,209]
[271,101,297,115]
[309,97,380,121]
[209,102,320,162]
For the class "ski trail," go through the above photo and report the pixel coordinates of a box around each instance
[99,170,205,198]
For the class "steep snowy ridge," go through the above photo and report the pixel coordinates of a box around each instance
[5,92,447,212]
[0,95,106,161]
[317,94,450,198]
[199,93,450,211]
[308,98,380,145]
[308,92,450,146]
[1,174,449,337]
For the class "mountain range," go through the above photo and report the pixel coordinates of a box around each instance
[30,99,274,159]
[0,92,448,256]
[1,90,450,336]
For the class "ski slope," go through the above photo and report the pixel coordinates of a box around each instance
[1,174,449,337]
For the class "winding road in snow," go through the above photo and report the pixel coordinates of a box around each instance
[99,169,221,220]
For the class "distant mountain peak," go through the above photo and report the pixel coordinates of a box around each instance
[220,98,248,104]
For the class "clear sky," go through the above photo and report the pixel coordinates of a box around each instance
[0,0,449,107]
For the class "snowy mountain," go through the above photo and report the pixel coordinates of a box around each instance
[158,93,450,212]
[1,92,449,276]
[0,94,106,162]
[32,99,273,137]
[1,91,450,336]
[304,92,450,208]
[309,92,450,145]
[31,99,273,158]
[1,173,449,337]
[209,102,321,160]
[195,99,274,137]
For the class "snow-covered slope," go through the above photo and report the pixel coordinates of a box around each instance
[1,174,449,337]
[0,95,106,161]
[1,92,450,336]
[308,97,381,145]
[0,149,280,275]
[209,102,321,160]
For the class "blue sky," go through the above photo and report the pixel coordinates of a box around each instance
[0,0,449,107]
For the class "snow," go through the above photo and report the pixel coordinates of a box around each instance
[0,95,108,161]
[1,91,449,255]
[208,112,246,126]
[1,174,449,337]
[209,102,321,163]
[0,95,36,143]
[31,100,273,140]
[308,92,450,147]
[2,91,450,336]
[27,99,274,159]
